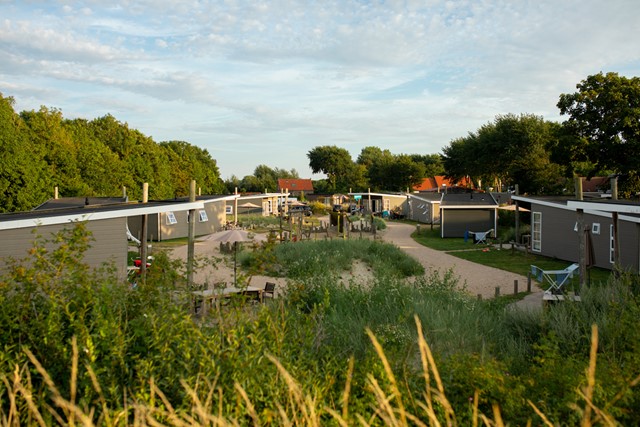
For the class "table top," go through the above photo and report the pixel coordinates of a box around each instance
[193,285,263,298]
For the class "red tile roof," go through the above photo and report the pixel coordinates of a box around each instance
[277,179,314,192]
[413,176,474,192]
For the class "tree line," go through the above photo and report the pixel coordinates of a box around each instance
[307,72,640,197]
[3,72,638,212]
[0,94,225,213]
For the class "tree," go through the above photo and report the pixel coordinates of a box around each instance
[21,106,88,196]
[384,155,426,192]
[410,154,445,177]
[307,146,355,192]
[442,114,565,194]
[0,94,51,211]
[161,141,224,196]
[557,72,640,195]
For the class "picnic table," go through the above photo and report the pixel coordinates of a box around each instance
[192,285,264,315]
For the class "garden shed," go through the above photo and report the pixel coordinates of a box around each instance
[439,193,498,238]
[406,193,441,224]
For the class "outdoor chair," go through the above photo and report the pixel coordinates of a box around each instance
[471,229,494,245]
[531,263,579,295]
[263,282,276,300]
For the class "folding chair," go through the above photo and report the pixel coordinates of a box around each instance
[531,263,579,295]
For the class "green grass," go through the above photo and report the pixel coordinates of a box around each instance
[412,226,612,285]
[242,238,425,279]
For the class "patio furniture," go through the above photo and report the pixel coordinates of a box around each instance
[192,285,265,315]
[470,229,494,244]
[531,263,581,301]
[263,282,276,300]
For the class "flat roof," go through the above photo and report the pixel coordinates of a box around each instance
[0,196,235,230]
[440,193,498,207]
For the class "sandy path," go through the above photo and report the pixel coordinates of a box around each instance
[378,221,540,300]
[169,234,289,297]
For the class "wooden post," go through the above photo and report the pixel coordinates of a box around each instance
[494,286,500,297]
[527,272,532,292]
[513,279,518,295]
[577,208,586,290]
[140,183,149,283]
[514,184,520,242]
[187,180,196,288]
[234,187,238,225]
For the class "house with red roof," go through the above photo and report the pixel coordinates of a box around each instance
[277,179,314,197]
[413,176,475,192]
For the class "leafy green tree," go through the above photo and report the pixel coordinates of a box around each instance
[65,118,133,197]
[89,115,174,199]
[21,106,87,196]
[308,146,356,192]
[161,141,224,196]
[557,72,640,195]
[442,114,564,194]
[410,153,445,177]
[0,94,51,211]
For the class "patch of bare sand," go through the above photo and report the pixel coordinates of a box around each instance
[338,259,376,288]
[168,234,288,296]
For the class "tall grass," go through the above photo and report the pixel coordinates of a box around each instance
[242,238,424,279]
[2,223,640,425]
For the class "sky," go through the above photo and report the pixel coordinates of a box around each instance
[1,1,639,181]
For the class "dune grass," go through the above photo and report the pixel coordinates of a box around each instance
[2,223,640,425]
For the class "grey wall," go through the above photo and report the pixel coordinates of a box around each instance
[530,202,640,272]
[441,209,494,238]
[1,218,128,278]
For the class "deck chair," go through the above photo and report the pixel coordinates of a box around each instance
[531,263,579,295]
[263,282,276,301]
[472,229,493,244]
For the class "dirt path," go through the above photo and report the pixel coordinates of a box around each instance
[378,221,541,301]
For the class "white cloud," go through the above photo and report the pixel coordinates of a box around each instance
[1,0,639,180]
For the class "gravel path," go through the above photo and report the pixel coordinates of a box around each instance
[378,221,542,302]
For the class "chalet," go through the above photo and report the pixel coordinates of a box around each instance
[277,179,314,198]
[0,199,207,279]
[414,176,475,193]
[127,195,237,242]
[348,191,407,215]
[406,193,441,224]
[226,192,287,217]
[513,196,640,273]
[439,193,498,238]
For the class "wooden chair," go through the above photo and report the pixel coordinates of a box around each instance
[263,282,276,300]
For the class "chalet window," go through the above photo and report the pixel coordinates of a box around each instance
[609,224,615,264]
[166,212,177,225]
[267,200,272,213]
[592,223,600,235]
[532,211,542,252]
[199,210,208,222]
[226,205,233,214]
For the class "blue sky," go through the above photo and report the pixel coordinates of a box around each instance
[1,1,639,181]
